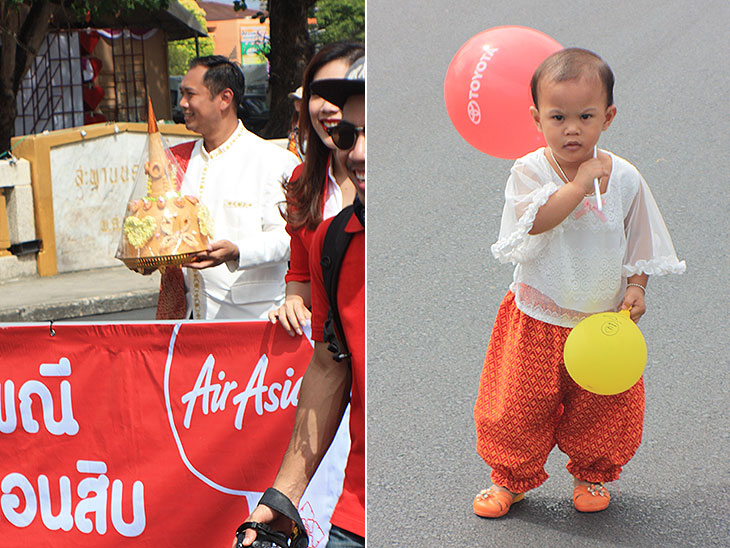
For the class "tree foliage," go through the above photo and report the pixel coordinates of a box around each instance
[312,0,364,46]
[167,0,214,76]
[232,0,364,138]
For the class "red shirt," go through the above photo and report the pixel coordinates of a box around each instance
[308,211,365,538]
[284,156,340,285]
[284,221,316,284]
[284,162,314,284]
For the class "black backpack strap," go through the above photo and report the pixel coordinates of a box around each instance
[321,204,355,363]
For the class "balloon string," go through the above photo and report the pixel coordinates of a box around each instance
[594,145,602,211]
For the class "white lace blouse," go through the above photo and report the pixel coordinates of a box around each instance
[491,148,685,327]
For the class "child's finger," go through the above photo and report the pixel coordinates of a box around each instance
[622,303,642,324]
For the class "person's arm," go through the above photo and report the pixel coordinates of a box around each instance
[529,157,609,235]
[268,226,314,335]
[270,341,351,499]
[189,156,298,272]
[267,281,312,336]
[621,273,648,323]
[234,158,299,271]
[183,201,288,270]
[183,239,239,269]
[234,341,351,547]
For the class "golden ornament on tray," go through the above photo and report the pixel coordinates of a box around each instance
[116,98,212,271]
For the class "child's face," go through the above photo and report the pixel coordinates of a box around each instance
[530,74,616,167]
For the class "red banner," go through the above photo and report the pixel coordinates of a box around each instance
[0,322,348,547]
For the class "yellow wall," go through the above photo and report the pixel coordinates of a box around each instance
[208,19,270,64]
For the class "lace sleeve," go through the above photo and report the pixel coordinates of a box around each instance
[623,174,686,276]
[491,161,559,264]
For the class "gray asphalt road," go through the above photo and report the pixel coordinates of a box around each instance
[367,1,729,546]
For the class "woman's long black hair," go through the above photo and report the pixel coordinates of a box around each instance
[285,41,365,231]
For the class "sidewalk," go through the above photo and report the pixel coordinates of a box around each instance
[0,266,160,322]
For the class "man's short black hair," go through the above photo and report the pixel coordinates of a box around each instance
[190,55,246,108]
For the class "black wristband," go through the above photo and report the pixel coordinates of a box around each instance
[235,488,308,548]
[259,488,308,548]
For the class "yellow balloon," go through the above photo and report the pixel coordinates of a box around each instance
[563,309,647,395]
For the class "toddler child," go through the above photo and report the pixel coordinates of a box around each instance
[473,47,685,517]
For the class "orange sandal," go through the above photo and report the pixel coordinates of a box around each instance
[573,482,610,512]
[473,487,524,518]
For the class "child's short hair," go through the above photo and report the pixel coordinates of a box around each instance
[530,48,615,108]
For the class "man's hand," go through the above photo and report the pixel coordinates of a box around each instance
[230,504,292,548]
[184,239,239,269]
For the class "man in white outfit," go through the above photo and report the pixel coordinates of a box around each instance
[167,56,298,319]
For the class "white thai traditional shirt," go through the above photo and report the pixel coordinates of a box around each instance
[491,148,685,327]
[180,121,299,319]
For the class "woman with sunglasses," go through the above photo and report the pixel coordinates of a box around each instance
[268,41,365,335]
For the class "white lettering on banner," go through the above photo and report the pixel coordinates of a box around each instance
[39,357,72,377]
[164,324,302,508]
[2,360,79,436]
[1,473,36,527]
[0,461,145,537]
[181,354,239,428]
[467,45,499,125]
[180,353,303,431]
[38,475,73,531]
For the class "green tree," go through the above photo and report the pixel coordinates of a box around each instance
[232,0,365,138]
[167,0,214,76]
[312,0,364,46]
[0,0,169,152]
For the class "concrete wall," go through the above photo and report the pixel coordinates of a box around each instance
[10,123,199,277]
[0,159,38,281]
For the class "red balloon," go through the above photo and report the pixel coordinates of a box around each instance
[444,26,562,159]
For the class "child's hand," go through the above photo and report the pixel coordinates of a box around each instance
[573,158,609,195]
[620,286,646,323]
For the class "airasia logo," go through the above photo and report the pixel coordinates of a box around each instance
[467,45,498,125]
[163,323,309,511]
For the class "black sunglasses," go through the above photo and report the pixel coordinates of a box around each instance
[327,121,365,150]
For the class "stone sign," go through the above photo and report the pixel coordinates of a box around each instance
[49,130,192,272]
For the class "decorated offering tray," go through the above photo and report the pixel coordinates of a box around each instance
[115,98,213,272]
[119,251,199,271]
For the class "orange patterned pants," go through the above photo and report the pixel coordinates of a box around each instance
[474,292,645,493]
